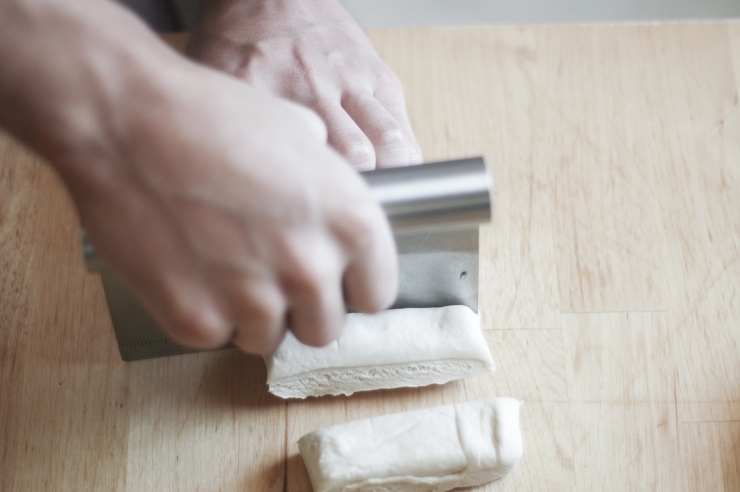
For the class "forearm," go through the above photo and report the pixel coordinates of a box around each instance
[0,0,180,182]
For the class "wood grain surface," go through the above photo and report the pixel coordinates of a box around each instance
[1,22,739,491]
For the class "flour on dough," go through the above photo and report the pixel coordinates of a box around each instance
[298,397,523,492]
[264,305,494,398]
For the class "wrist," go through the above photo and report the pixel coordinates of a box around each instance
[191,0,350,42]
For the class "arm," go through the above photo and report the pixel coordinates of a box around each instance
[0,0,398,354]
[187,0,423,170]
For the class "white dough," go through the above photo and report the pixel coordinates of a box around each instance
[298,398,523,492]
[264,306,494,399]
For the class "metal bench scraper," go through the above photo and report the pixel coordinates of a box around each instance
[83,157,492,360]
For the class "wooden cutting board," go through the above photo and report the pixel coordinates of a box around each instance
[1,21,738,491]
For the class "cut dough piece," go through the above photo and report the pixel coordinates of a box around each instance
[298,398,523,492]
[264,305,494,398]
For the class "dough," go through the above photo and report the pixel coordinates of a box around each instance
[298,398,523,492]
[264,305,494,398]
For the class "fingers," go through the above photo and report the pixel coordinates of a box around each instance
[342,226,398,314]
[317,92,422,170]
[342,94,408,168]
[228,282,287,355]
[280,239,347,347]
[316,103,376,170]
[230,202,397,351]
[335,201,399,314]
[151,280,233,350]
[158,267,343,356]
[142,208,390,356]
[321,83,422,169]
[372,83,424,165]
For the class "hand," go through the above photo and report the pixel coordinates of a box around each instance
[0,0,398,355]
[66,62,399,355]
[186,0,423,170]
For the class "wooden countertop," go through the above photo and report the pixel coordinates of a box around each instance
[1,21,739,491]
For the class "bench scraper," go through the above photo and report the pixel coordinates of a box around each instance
[83,157,492,361]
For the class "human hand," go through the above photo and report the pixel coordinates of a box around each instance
[186,0,423,170]
[66,62,398,355]
[0,0,398,356]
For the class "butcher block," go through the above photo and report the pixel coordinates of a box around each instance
[1,21,739,491]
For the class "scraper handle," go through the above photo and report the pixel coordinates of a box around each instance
[83,157,492,270]
[361,156,492,231]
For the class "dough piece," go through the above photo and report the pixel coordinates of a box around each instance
[264,305,494,398]
[298,398,523,492]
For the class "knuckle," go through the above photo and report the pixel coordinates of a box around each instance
[344,143,375,168]
[335,133,375,169]
[286,264,326,302]
[373,65,401,88]
[230,285,287,355]
[280,248,343,309]
[293,312,343,348]
[342,208,381,254]
[279,247,319,292]
[375,125,407,149]
[241,291,284,327]
[166,303,228,349]
[233,323,286,356]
